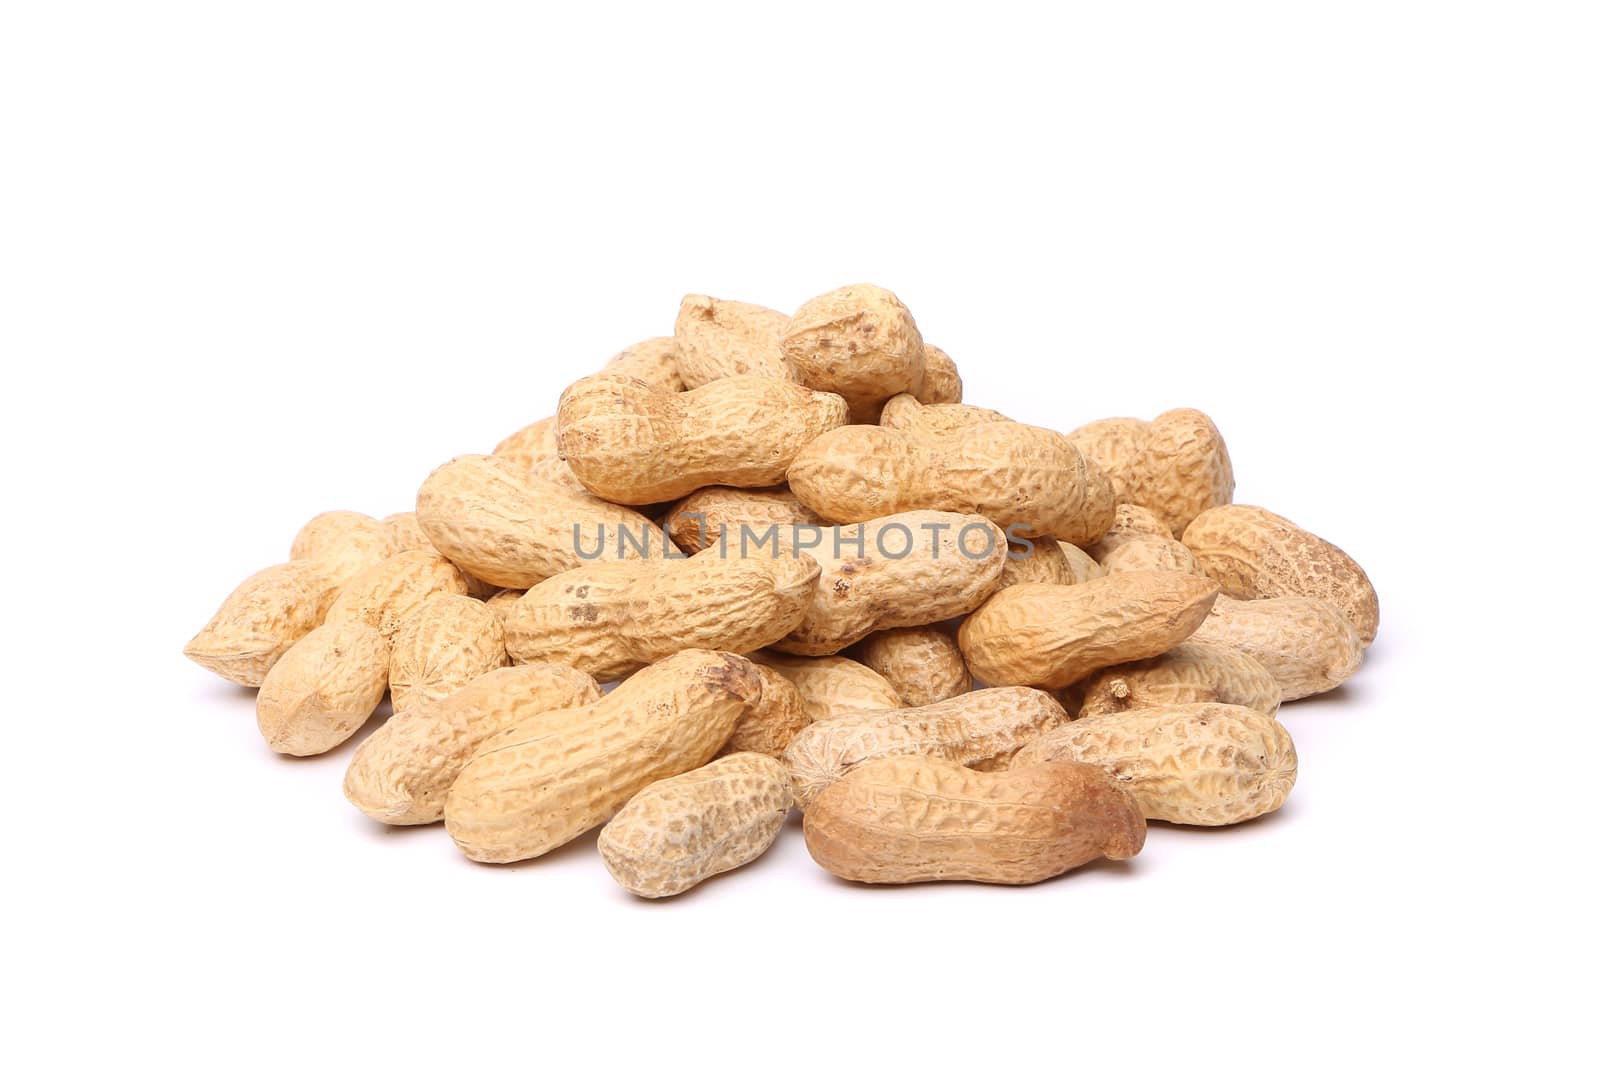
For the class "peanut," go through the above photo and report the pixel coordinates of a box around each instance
[557,373,848,504]
[673,294,793,387]
[719,666,810,759]
[877,393,1010,437]
[662,485,824,554]
[915,344,963,404]
[959,572,1220,690]
[749,651,902,722]
[256,619,389,756]
[290,510,395,564]
[598,752,792,898]
[388,594,509,714]
[343,661,601,825]
[444,649,761,863]
[381,511,435,553]
[604,336,685,392]
[1182,504,1379,646]
[1078,641,1282,718]
[782,686,1069,808]
[1013,703,1297,826]
[483,587,525,622]
[1088,503,1173,559]
[490,415,560,470]
[184,561,343,686]
[852,626,970,707]
[803,755,1145,885]
[998,536,1104,589]
[1189,594,1363,701]
[780,283,926,423]
[323,550,470,648]
[1099,534,1202,576]
[1069,408,1235,536]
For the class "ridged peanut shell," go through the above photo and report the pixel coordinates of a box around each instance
[803,756,1145,885]
[184,560,343,686]
[852,626,970,707]
[915,344,963,404]
[599,752,793,898]
[1069,409,1235,537]
[382,511,435,553]
[673,295,794,387]
[750,651,902,722]
[1013,703,1297,826]
[661,486,825,554]
[323,550,470,648]
[780,283,926,423]
[387,595,509,714]
[604,336,685,391]
[998,537,1104,589]
[1078,641,1282,718]
[877,393,1010,437]
[1100,534,1203,575]
[290,511,396,567]
[490,416,560,469]
[1189,594,1363,701]
[1088,504,1175,560]
[719,667,811,758]
[256,620,389,756]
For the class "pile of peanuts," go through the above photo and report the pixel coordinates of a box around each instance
[186,284,1378,895]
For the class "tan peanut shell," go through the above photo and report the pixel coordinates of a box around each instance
[673,295,794,387]
[415,454,675,588]
[750,651,903,722]
[772,511,1006,656]
[256,619,389,756]
[290,510,395,564]
[343,661,601,825]
[780,283,926,423]
[661,486,824,554]
[444,649,760,863]
[1182,504,1379,646]
[1069,408,1235,537]
[853,627,970,707]
[604,336,685,392]
[185,560,343,686]
[502,546,819,681]
[959,572,1220,690]
[557,373,848,504]
[490,415,560,470]
[1189,594,1363,701]
[719,666,811,759]
[1013,703,1297,826]
[998,536,1104,589]
[1088,503,1178,560]
[1078,641,1282,718]
[1100,534,1202,575]
[323,550,470,649]
[877,393,1010,437]
[915,344,963,404]
[483,588,525,622]
[803,755,1145,885]
[387,595,509,714]
[788,422,1116,544]
[598,752,793,898]
[783,686,1070,808]
[381,511,435,553]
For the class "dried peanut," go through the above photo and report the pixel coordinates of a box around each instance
[852,626,970,707]
[381,511,435,553]
[1182,504,1379,646]
[388,594,508,714]
[673,294,794,387]
[1069,408,1235,537]
[490,415,560,470]
[323,550,469,648]
[998,536,1104,589]
[1078,641,1282,718]
[604,336,684,392]
[185,560,344,686]
[598,752,792,898]
[444,649,761,863]
[1013,703,1297,826]
[483,588,525,622]
[719,666,810,759]
[662,486,824,554]
[783,686,1069,808]
[959,572,1220,690]
[803,755,1145,885]
[1189,594,1362,701]
[343,661,601,825]
[290,510,395,564]
[877,393,1009,436]
[1100,534,1202,575]
[256,619,389,756]
[780,283,926,423]
[1087,504,1178,561]
[915,344,963,404]
[749,651,902,722]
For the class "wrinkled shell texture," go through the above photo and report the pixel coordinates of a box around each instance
[184,560,342,686]
[490,415,561,469]
[772,511,1006,656]
[290,510,395,564]
[598,752,793,898]
[503,547,819,681]
[323,550,470,648]
[877,394,1011,437]
[557,373,848,504]
[913,345,963,405]
[788,422,1116,544]
[662,486,824,554]
[415,454,673,588]
[1183,504,1379,646]
[604,336,685,392]
[1014,703,1297,826]
[750,651,903,722]
[1070,409,1235,537]
[256,620,389,756]
[780,283,926,423]
[783,686,1070,808]
[1087,503,1173,560]
[388,594,509,714]
[382,511,436,554]
[1190,594,1363,701]
[1100,534,1202,576]
[853,626,970,707]
[803,755,1146,885]
[719,666,811,758]
[343,662,601,825]
[998,537,1104,589]
[960,573,1220,690]
[1079,641,1282,718]
[444,650,760,863]
[673,295,794,387]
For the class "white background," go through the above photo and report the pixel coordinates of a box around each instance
[3,3,1595,1069]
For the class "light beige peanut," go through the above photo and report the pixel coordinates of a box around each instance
[673,294,794,387]
[503,546,820,681]
[483,588,525,622]
[782,686,1069,808]
[788,422,1116,544]
[1099,534,1203,576]
[415,454,675,588]
[490,415,560,470]
[323,550,470,648]
[877,393,1010,437]
[445,649,761,863]
[719,666,810,759]
[1189,594,1363,701]
[998,536,1104,589]
[662,486,824,554]
[1078,641,1282,718]
[780,283,926,423]
[290,511,395,564]
[343,661,601,825]
[387,594,509,714]
[603,336,685,391]
[750,651,902,722]
[256,619,389,756]
[557,373,849,504]
[598,752,793,898]
[771,511,1006,656]
[959,572,1220,690]
[1068,408,1235,537]
[185,560,345,686]
[1182,504,1379,646]
[1013,703,1297,826]
[803,755,1145,885]
[852,626,970,707]
[915,344,962,404]
[381,511,435,553]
